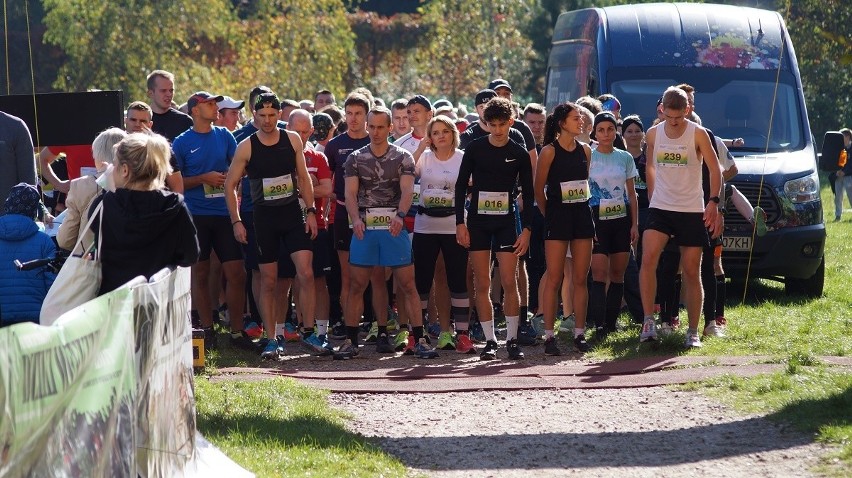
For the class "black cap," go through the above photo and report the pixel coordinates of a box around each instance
[407,95,433,111]
[621,116,644,133]
[310,112,333,143]
[475,89,498,106]
[591,111,618,140]
[488,78,512,92]
[253,92,281,111]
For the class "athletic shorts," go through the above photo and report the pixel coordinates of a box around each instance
[645,208,709,248]
[254,204,312,264]
[349,229,412,267]
[592,209,631,255]
[333,205,352,252]
[241,211,259,271]
[467,217,517,253]
[277,229,329,278]
[544,204,595,242]
[194,215,244,263]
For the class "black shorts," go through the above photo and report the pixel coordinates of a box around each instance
[333,205,353,252]
[241,211,259,271]
[467,217,517,253]
[544,204,595,241]
[592,209,631,255]
[194,215,244,263]
[645,208,709,248]
[254,204,312,264]
[277,229,329,279]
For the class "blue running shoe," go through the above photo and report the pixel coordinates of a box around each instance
[303,332,331,355]
[261,336,285,360]
[427,322,442,340]
[469,320,486,343]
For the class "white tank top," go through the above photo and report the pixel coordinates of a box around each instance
[414,149,464,234]
[649,121,704,213]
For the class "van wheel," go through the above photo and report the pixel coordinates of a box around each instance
[784,257,824,298]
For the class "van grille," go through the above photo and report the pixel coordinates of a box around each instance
[725,182,779,227]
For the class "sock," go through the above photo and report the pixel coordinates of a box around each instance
[346,325,360,345]
[715,274,726,318]
[316,319,329,336]
[274,323,287,338]
[574,327,584,338]
[378,325,388,336]
[412,325,424,341]
[605,282,624,332]
[230,330,242,338]
[519,305,529,324]
[481,320,497,342]
[589,281,606,329]
[545,329,554,339]
[302,328,312,339]
[506,315,519,341]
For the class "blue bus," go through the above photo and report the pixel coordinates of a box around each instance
[546,2,825,297]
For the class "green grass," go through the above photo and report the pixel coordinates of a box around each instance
[195,377,409,478]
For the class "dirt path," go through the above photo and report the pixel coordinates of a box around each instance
[329,388,828,477]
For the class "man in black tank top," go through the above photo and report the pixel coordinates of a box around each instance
[225,93,319,360]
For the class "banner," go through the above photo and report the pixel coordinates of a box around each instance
[133,267,196,478]
[0,288,137,478]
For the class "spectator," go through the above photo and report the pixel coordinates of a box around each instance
[0,183,56,326]
[0,111,37,208]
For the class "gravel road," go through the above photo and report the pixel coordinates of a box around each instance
[329,387,828,477]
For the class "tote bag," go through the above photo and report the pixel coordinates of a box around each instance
[40,200,104,325]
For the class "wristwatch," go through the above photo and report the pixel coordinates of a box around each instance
[709,196,720,204]
[396,210,407,219]
[305,207,317,215]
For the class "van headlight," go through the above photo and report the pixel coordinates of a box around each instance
[783,172,820,203]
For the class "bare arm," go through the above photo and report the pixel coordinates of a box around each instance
[225,140,250,244]
[39,148,69,193]
[345,175,363,239]
[534,145,554,215]
[290,130,317,238]
[697,128,722,235]
[645,129,657,200]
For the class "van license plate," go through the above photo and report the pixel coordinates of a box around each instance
[723,236,751,251]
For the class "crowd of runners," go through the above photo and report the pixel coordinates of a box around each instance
[38,70,770,362]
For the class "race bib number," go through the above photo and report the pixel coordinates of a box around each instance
[560,180,589,203]
[656,144,689,167]
[365,207,395,230]
[477,191,509,215]
[262,174,294,200]
[423,188,454,208]
[412,183,421,205]
[599,197,626,220]
[203,184,225,199]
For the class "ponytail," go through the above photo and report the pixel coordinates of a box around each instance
[543,102,577,145]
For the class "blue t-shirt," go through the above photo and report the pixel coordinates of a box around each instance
[173,126,237,216]
[589,148,638,207]
[325,133,371,200]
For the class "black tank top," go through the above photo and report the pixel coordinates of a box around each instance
[246,130,298,207]
[545,139,590,206]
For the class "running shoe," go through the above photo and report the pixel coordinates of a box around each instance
[573,334,590,353]
[437,331,456,350]
[230,330,257,352]
[317,334,334,355]
[394,329,410,351]
[455,333,476,354]
[531,313,545,336]
[671,316,681,330]
[753,206,767,237]
[480,340,498,361]
[544,337,562,356]
[402,335,416,356]
[469,321,486,343]
[375,333,394,354]
[303,332,331,355]
[517,323,540,346]
[684,332,703,348]
[558,313,576,333]
[261,336,285,360]
[506,338,525,360]
[414,338,440,359]
[427,322,442,340]
[329,323,347,340]
[243,321,264,339]
[702,321,726,338]
[214,304,230,327]
[639,317,658,342]
[715,316,727,328]
[283,323,301,342]
[387,317,400,332]
[365,321,379,343]
[333,339,360,360]
[659,322,675,337]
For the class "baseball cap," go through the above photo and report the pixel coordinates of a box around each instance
[253,92,282,111]
[407,95,433,111]
[433,99,453,110]
[474,89,498,107]
[187,91,224,111]
[488,78,512,92]
[217,95,245,110]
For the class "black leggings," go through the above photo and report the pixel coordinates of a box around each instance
[412,233,468,297]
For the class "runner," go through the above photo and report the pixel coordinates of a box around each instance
[455,97,533,361]
[533,102,595,356]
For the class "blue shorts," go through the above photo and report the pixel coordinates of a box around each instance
[349,229,412,268]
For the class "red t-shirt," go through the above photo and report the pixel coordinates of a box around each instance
[48,145,95,180]
[304,147,332,230]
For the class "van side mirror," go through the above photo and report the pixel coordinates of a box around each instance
[820,131,845,171]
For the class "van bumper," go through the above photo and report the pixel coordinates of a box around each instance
[721,223,825,280]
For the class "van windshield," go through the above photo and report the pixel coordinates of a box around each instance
[610,69,804,153]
